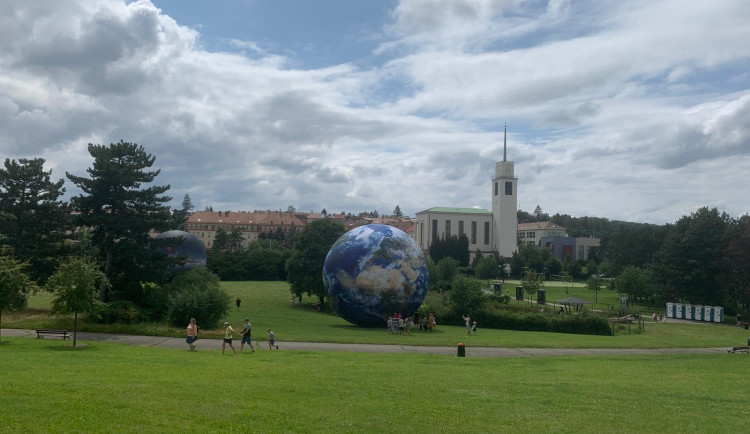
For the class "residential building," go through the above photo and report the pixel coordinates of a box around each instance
[517,221,567,247]
[539,236,600,262]
[185,210,415,249]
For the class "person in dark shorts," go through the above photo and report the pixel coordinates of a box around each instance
[240,318,254,353]
[222,322,237,355]
[185,318,198,351]
[267,328,279,350]
[235,298,241,310]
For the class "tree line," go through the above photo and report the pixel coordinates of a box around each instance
[514,206,750,318]
[0,142,223,333]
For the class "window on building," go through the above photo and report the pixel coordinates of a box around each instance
[494,182,498,196]
[445,220,451,238]
[432,219,438,241]
[458,220,464,237]
[505,181,513,195]
[484,222,490,245]
[578,245,584,260]
[471,221,477,244]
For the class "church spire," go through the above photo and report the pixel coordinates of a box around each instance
[503,122,507,162]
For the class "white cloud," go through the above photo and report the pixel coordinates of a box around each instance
[0,0,749,223]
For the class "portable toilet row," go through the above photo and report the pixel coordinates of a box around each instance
[665,303,723,322]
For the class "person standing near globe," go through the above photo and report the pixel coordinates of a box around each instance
[462,314,471,335]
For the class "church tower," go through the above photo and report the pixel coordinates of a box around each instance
[491,124,518,258]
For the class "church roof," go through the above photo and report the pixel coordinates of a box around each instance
[417,207,491,215]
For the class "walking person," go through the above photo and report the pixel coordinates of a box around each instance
[235,297,241,311]
[267,328,279,350]
[405,317,413,335]
[222,322,237,355]
[240,318,254,353]
[462,314,471,335]
[185,318,198,351]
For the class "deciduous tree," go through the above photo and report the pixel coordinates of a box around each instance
[46,257,109,346]
[0,255,37,341]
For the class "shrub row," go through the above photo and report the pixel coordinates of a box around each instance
[439,308,612,336]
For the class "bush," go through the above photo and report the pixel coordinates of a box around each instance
[165,268,231,328]
[449,276,485,315]
[438,307,611,336]
[90,301,144,324]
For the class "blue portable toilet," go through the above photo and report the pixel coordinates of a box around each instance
[666,302,674,318]
[675,303,684,319]
[712,306,723,323]
[694,305,703,321]
[703,306,713,322]
[684,305,693,320]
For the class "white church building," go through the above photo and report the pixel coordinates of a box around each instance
[414,127,518,259]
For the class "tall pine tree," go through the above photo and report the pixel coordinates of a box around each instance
[67,141,172,302]
[0,158,69,281]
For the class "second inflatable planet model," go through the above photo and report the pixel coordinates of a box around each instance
[154,230,207,271]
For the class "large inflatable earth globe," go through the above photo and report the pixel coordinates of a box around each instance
[323,224,429,327]
[155,230,207,271]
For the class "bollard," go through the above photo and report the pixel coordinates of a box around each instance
[457,342,466,357]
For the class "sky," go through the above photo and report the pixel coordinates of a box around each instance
[1,0,749,224]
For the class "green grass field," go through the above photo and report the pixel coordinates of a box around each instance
[1,337,748,433]
[4,281,748,349]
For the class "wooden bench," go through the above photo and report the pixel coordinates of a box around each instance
[35,329,71,340]
[726,346,749,354]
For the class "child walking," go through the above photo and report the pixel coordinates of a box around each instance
[267,328,279,350]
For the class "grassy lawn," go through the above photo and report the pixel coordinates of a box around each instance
[493,279,634,312]
[1,337,748,433]
[4,281,748,349]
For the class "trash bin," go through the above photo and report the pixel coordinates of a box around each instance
[457,343,466,357]
[493,283,501,293]
[537,289,546,305]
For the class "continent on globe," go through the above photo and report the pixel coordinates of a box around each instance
[323,224,429,327]
[154,230,207,271]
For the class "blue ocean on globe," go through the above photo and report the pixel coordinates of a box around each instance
[323,224,429,327]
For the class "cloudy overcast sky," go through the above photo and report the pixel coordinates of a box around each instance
[2,0,749,224]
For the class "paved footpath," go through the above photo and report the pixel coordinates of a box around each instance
[2,328,731,358]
